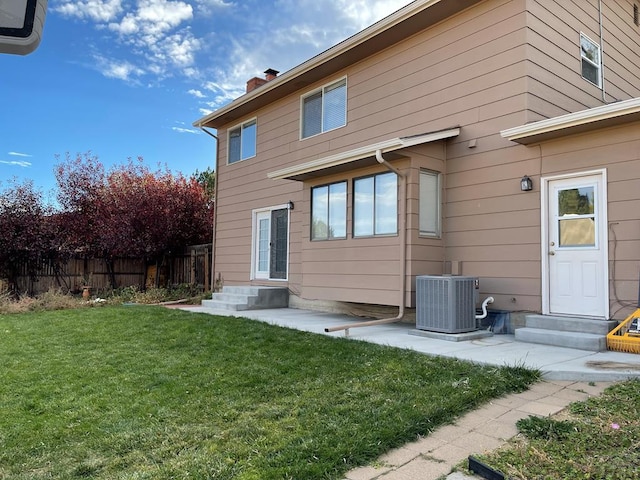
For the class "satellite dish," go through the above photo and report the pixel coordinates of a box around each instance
[0,0,47,55]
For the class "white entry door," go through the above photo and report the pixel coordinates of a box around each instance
[253,208,289,280]
[546,173,607,317]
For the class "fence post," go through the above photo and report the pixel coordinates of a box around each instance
[204,248,210,292]
[190,249,196,285]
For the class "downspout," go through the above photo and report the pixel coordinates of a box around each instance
[325,149,407,336]
[599,0,606,102]
[198,125,219,292]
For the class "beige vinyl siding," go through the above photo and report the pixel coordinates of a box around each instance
[526,0,640,121]
[538,121,640,319]
[211,0,640,313]
[213,0,532,302]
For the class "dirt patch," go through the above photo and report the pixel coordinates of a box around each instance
[585,360,640,371]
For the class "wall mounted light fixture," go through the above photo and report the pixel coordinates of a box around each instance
[288,200,295,210]
[520,175,533,192]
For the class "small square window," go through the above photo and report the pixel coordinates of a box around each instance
[353,172,397,237]
[580,33,601,87]
[301,78,347,139]
[228,119,257,164]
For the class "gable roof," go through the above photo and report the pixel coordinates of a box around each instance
[193,0,483,129]
[501,97,640,145]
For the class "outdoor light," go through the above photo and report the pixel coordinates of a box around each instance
[520,175,533,192]
[288,200,294,210]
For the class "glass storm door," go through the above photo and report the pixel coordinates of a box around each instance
[254,208,288,280]
[547,174,607,317]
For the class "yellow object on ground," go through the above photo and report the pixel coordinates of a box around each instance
[607,308,640,354]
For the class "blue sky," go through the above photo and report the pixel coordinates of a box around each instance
[0,0,411,198]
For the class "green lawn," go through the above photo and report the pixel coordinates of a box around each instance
[0,306,539,479]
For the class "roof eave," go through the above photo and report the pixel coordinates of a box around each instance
[268,127,460,181]
[500,97,640,145]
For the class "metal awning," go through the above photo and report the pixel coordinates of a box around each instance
[267,127,460,181]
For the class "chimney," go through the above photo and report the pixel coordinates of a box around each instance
[264,68,279,81]
[246,68,280,93]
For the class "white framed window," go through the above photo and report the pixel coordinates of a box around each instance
[311,181,347,240]
[301,78,347,139]
[353,172,397,237]
[580,33,601,87]
[228,118,257,164]
[419,170,441,237]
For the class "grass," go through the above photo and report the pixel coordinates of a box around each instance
[475,379,640,479]
[0,306,539,479]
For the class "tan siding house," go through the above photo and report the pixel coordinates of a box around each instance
[195,0,640,324]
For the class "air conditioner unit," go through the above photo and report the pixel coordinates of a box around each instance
[416,275,478,333]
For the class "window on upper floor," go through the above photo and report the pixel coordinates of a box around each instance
[580,33,601,87]
[311,181,347,240]
[419,170,441,237]
[353,172,397,237]
[228,118,257,164]
[301,78,347,139]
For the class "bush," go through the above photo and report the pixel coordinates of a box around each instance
[0,289,85,314]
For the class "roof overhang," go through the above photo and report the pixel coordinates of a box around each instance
[501,97,640,145]
[193,0,483,129]
[268,127,460,181]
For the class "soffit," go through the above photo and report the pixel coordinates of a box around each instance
[193,0,483,129]
[268,127,460,181]
[500,97,640,145]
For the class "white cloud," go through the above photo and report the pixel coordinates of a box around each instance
[0,160,31,167]
[188,89,205,98]
[8,151,32,157]
[172,126,200,134]
[54,0,124,22]
[94,56,145,81]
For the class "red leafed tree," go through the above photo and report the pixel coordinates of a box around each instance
[55,153,213,287]
[0,180,57,294]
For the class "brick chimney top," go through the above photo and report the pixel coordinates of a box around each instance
[264,68,279,81]
[246,68,280,93]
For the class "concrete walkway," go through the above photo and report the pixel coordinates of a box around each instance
[179,306,639,479]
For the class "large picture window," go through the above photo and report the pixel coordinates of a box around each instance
[311,181,347,240]
[419,170,441,237]
[301,78,347,139]
[353,172,397,237]
[580,33,601,87]
[228,119,257,164]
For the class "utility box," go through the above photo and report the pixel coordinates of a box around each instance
[416,275,478,333]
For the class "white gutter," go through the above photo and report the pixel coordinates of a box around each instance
[269,128,460,181]
[500,97,640,144]
[325,149,408,336]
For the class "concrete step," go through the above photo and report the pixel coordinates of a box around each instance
[202,286,289,311]
[525,314,616,335]
[515,327,606,352]
[201,299,252,311]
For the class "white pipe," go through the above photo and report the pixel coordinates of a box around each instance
[325,150,407,335]
[598,0,606,102]
[475,296,494,320]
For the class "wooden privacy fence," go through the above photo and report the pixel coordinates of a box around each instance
[9,244,212,296]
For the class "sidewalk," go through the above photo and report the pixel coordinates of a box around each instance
[180,305,638,479]
[343,380,610,480]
